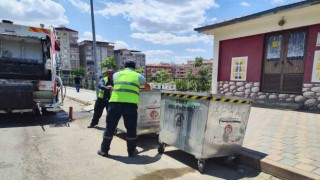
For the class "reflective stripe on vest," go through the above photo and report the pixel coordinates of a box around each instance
[98,77,109,98]
[109,70,140,104]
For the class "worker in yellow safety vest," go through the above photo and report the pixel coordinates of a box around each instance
[88,69,114,128]
[97,61,151,157]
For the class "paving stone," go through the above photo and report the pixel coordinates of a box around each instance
[279,158,299,167]
[312,167,320,176]
[272,145,285,151]
[283,148,300,155]
[281,153,296,159]
[267,148,283,155]
[283,140,296,145]
[296,152,314,159]
[295,157,314,164]
[266,154,284,161]
[294,163,317,172]
[310,160,320,168]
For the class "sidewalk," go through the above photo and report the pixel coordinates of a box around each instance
[65,87,320,179]
[65,87,97,106]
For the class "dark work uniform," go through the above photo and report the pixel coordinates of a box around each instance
[99,68,145,157]
[89,77,113,126]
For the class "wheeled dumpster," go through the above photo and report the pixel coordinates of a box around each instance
[116,89,161,135]
[158,91,252,173]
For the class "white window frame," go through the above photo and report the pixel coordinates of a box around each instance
[317,32,320,47]
[230,56,248,81]
[311,50,320,82]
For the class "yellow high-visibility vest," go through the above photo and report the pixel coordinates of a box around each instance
[98,77,109,99]
[109,69,140,104]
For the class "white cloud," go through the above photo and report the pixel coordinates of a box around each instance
[143,49,174,64]
[78,32,130,50]
[240,2,250,7]
[271,0,285,5]
[96,0,220,33]
[144,50,173,56]
[78,31,105,42]
[114,41,130,50]
[173,55,195,64]
[208,17,218,23]
[131,32,212,45]
[67,0,90,12]
[146,54,195,64]
[186,48,206,53]
[0,0,68,27]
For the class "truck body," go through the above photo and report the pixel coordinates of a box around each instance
[0,20,63,114]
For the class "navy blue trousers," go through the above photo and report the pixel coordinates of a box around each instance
[90,98,109,126]
[101,102,138,154]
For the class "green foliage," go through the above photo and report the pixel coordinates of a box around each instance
[184,57,211,92]
[101,56,117,70]
[155,70,171,83]
[193,57,204,67]
[71,67,86,77]
[175,79,188,91]
[135,68,144,74]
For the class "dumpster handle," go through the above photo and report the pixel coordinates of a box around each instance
[219,118,241,124]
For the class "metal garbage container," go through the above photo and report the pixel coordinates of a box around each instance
[158,91,252,173]
[116,89,161,135]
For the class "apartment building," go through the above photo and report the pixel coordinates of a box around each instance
[145,65,174,77]
[114,49,146,72]
[174,59,213,78]
[79,40,114,77]
[54,26,79,76]
[145,60,213,78]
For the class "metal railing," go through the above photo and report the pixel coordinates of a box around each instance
[61,76,212,92]
[61,77,96,90]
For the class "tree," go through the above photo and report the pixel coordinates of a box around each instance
[71,67,86,77]
[193,57,204,67]
[186,57,211,92]
[176,79,188,91]
[135,68,144,74]
[101,56,117,70]
[155,70,171,83]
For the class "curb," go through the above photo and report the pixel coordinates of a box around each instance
[239,149,320,180]
[66,96,92,106]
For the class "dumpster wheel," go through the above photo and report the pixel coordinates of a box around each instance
[197,159,206,173]
[157,143,165,154]
[224,156,236,165]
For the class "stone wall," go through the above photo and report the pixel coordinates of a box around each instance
[218,81,320,109]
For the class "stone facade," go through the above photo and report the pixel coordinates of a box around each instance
[218,81,320,109]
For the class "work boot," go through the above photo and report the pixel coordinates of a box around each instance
[97,149,108,157]
[128,149,138,158]
[87,124,96,128]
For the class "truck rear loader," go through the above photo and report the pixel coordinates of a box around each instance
[0,20,64,114]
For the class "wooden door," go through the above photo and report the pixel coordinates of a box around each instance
[262,30,306,94]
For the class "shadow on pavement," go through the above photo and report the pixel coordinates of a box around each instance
[164,149,261,179]
[0,110,70,129]
[107,153,162,165]
[115,133,160,154]
[92,126,105,131]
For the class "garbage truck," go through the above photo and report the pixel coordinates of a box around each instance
[0,20,64,114]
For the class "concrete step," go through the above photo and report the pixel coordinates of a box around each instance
[252,100,304,111]
[239,148,320,180]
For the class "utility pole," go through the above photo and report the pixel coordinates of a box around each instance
[90,0,100,96]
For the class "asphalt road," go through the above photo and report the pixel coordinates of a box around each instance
[0,98,279,180]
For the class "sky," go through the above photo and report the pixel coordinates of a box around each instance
[0,0,301,64]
